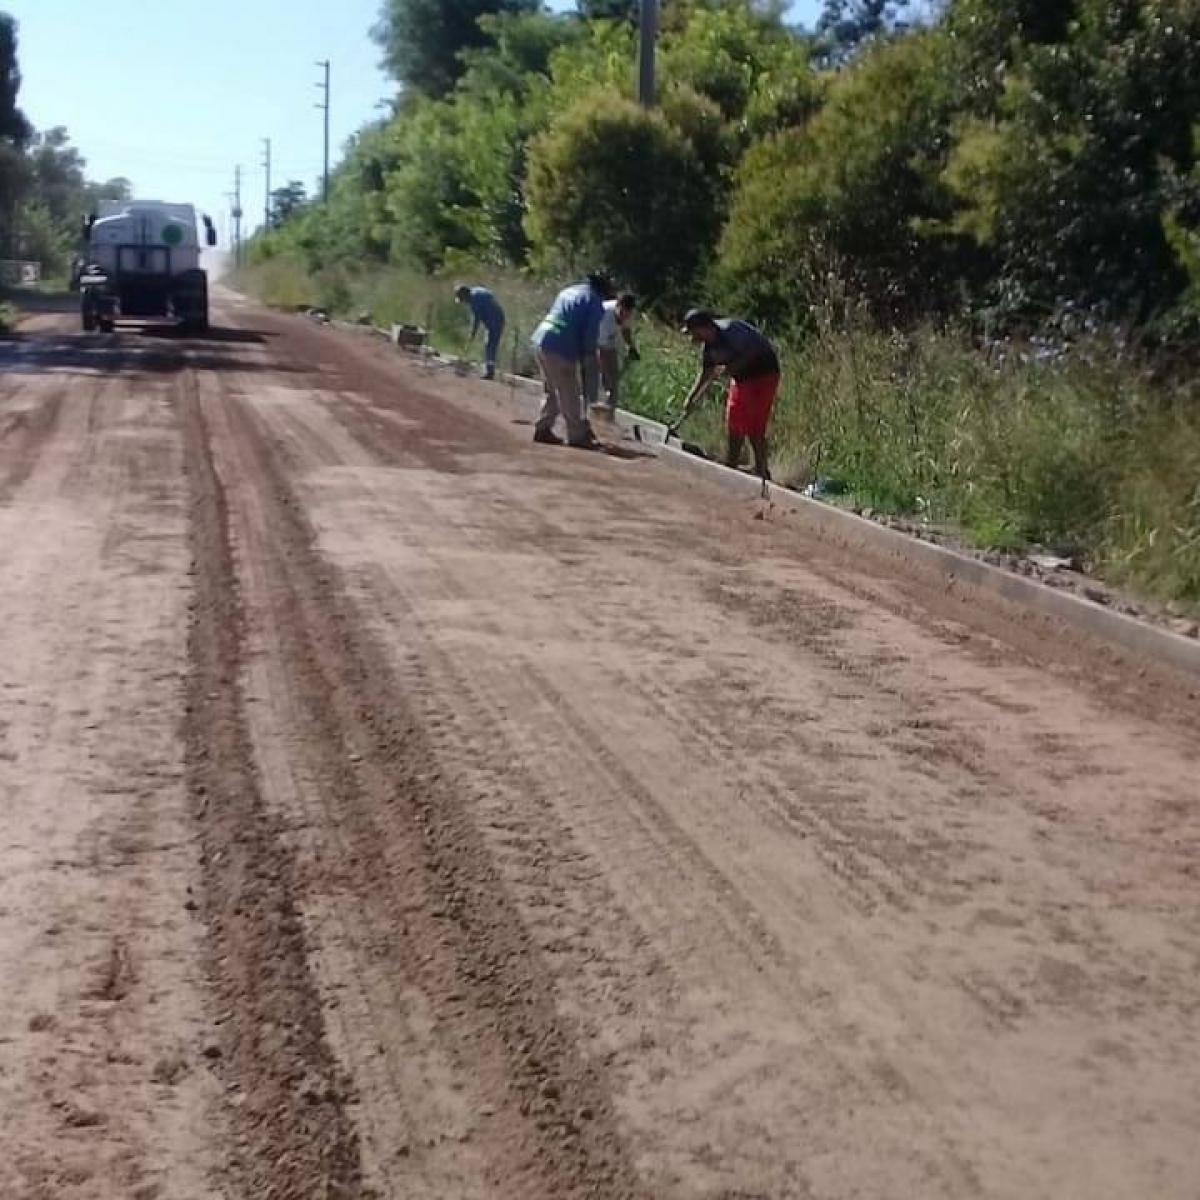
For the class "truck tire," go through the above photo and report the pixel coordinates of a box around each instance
[175,270,209,336]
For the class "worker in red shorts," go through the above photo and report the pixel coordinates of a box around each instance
[674,308,781,481]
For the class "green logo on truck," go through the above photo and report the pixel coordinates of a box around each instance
[162,223,184,246]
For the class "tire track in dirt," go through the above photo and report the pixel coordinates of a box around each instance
[315,391,921,934]
[295,387,991,1198]
[0,382,65,500]
[210,305,1200,1199]
[0,340,221,1200]
[296,365,1198,1198]
[214,381,678,1195]
[197,366,648,1199]
[199,380,491,1195]
[180,370,367,1200]
[0,333,170,500]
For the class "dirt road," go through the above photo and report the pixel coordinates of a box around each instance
[1,293,1197,1200]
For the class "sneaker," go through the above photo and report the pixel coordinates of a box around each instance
[568,431,604,451]
[533,427,563,446]
[483,367,495,381]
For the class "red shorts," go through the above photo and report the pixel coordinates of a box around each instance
[726,373,779,438]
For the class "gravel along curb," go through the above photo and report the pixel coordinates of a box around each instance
[615,411,1200,680]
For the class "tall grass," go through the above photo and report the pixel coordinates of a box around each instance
[631,320,1200,610]
[233,257,1200,613]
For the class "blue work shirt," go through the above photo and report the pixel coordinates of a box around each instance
[466,287,505,334]
[532,283,605,363]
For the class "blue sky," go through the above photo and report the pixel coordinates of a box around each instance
[8,0,823,243]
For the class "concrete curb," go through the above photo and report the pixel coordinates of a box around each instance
[656,434,1200,679]
[353,315,1200,680]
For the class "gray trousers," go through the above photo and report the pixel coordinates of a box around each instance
[535,348,593,444]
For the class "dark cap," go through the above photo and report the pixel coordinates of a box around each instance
[681,307,716,331]
[586,271,615,298]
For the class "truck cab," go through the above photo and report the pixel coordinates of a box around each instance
[78,200,217,334]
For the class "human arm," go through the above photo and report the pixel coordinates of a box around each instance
[583,353,600,407]
[674,364,722,427]
[620,317,638,358]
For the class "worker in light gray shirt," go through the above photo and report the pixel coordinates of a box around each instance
[455,285,506,380]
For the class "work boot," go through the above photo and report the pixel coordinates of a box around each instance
[533,426,563,446]
[568,429,604,451]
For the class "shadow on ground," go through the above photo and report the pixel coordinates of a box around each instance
[0,328,296,378]
[2,287,78,314]
[140,325,273,345]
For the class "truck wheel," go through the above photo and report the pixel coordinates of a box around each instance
[182,307,210,337]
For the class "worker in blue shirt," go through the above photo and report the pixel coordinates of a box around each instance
[454,285,506,380]
[530,272,613,449]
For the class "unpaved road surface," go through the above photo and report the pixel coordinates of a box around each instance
[1,293,1197,1200]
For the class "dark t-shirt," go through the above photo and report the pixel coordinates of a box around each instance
[701,318,780,381]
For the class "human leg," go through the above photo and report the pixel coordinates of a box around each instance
[540,351,595,446]
[598,346,620,410]
[749,434,770,479]
[484,320,504,379]
[727,374,779,475]
[534,347,563,440]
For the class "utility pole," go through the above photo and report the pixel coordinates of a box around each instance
[262,138,272,231]
[231,166,243,268]
[638,0,658,108]
[315,59,330,202]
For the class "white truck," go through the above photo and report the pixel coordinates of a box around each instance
[77,200,217,334]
